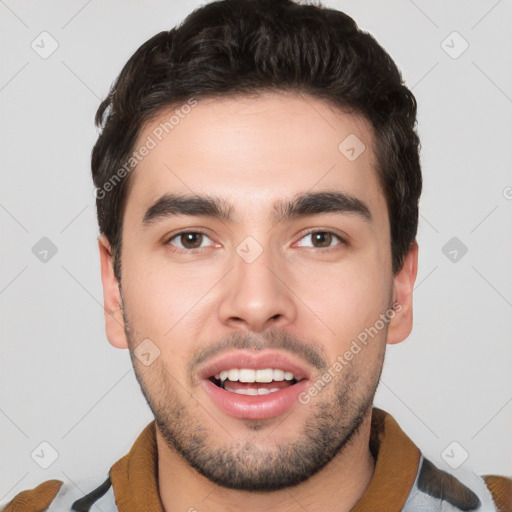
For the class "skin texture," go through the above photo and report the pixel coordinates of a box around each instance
[98,91,418,512]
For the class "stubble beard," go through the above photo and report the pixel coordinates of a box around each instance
[122,300,384,492]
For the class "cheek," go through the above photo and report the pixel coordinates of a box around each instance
[290,256,392,354]
[122,251,218,339]
[298,250,390,310]
[122,266,195,377]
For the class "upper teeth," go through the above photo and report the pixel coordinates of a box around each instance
[215,368,295,383]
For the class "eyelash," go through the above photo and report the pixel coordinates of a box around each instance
[164,229,347,253]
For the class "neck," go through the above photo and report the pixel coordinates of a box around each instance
[157,408,376,512]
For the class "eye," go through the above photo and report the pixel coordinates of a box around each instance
[165,231,215,251]
[295,230,346,250]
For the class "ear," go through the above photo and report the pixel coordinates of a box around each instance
[387,242,419,345]
[98,235,128,349]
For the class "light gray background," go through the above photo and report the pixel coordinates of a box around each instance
[1,0,511,505]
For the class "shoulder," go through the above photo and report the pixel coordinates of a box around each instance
[482,474,512,512]
[0,479,63,511]
[0,475,114,512]
[403,455,512,512]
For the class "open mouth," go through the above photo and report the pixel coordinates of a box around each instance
[208,368,301,396]
[200,356,311,419]
[198,351,312,419]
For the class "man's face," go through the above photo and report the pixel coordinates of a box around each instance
[103,92,405,491]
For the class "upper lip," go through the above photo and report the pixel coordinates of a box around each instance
[198,350,313,381]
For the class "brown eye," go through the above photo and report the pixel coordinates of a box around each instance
[167,231,212,251]
[296,230,345,249]
[311,232,333,248]
[180,233,203,249]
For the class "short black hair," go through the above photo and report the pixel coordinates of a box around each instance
[91,0,422,281]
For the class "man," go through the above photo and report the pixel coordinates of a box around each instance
[3,0,511,510]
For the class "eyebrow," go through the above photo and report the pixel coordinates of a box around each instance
[141,190,372,227]
[274,191,372,223]
[142,194,234,227]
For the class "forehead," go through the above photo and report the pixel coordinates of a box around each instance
[124,92,386,226]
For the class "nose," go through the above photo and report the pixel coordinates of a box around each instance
[217,243,297,332]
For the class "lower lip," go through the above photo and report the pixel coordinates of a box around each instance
[202,379,310,420]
